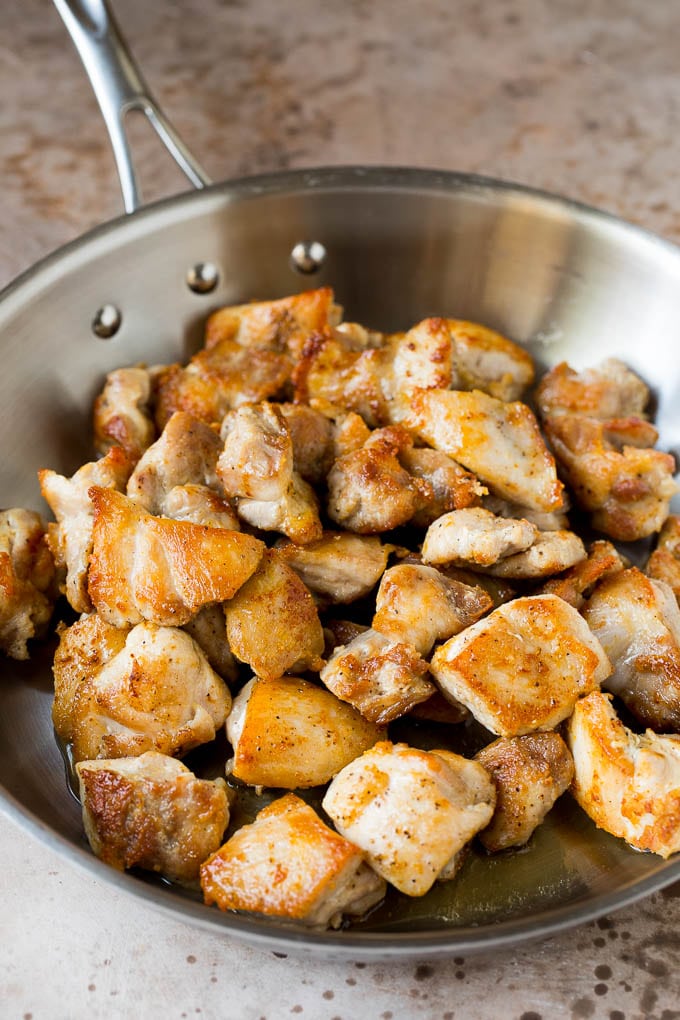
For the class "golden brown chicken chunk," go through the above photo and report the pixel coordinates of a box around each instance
[0,509,56,659]
[323,741,495,896]
[182,605,238,684]
[410,389,564,512]
[647,516,680,603]
[482,494,570,532]
[226,676,385,788]
[535,358,650,421]
[39,446,132,614]
[218,402,322,544]
[57,619,231,763]
[224,549,324,681]
[77,751,229,882]
[320,628,434,724]
[276,532,391,604]
[372,563,492,656]
[539,539,625,609]
[430,594,611,737]
[93,366,156,462]
[88,487,263,628]
[475,733,574,851]
[567,691,680,858]
[480,529,586,579]
[201,793,385,928]
[445,319,535,400]
[400,447,486,527]
[327,426,433,533]
[543,412,676,541]
[583,567,680,732]
[421,507,537,568]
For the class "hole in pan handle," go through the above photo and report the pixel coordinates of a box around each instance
[52,0,212,214]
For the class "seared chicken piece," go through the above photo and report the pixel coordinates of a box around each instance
[327,426,433,533]
[481,529,586,579]
[127,411,222,505]
[88,487,263,628]
[277,403,333,483]
[421,507,537,568]
[410,389,564,512]
[218,402,322,544]
[482,494,569,532]
[154,343,291,430]
[583,568,680,732]
[400,447,486,527]
[0,509,56,659]
[446,319,534,400]
[39,446,132,614]
[311,400,372,458]
[183,604,238,684]
[77,751,229,882]
[384,318,454,422]
[475,733,574,851]
[160,484,240,530]
[276,532,390,604]
[430,594,611,736]
[225,549,324,681]
[567,691,680,857]
[334,320,384,349]
[201,793,386,928]
[439,565,517,609]
[536,358,650,421]
[539,539,625,609]
[543,412,676,541]
[93,366,155,462]
[323,741,495,896]
[60,620,232,762]
[320,628,434,724]
[372,564,492,656]
[647,516,680,603]
[226,676,385,788]
[204,287,340,361]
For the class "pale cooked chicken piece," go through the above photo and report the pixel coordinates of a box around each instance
[310,399,372,458]
[583,567,680,732]
[77,751,229,882]
[567,691,680,858]
[430,594,611,737]
[543,412,677,541]
[224,549,324,681]
[277,403,333,483]
[154,343,292,430]
[647,515,680,603]
[88,487,263,628]
[93,366,155,462]
[204,287,341,360]
[322,741,495,896]
[475,733,574,851]
[410,388,564,512]
[226,676,385,788]
[218,402,322,544]
[372,564,492,656]
[445,319,534,400]
[52,613,130,743]
[400,447,486,527]
[539,539,625,609]
[62,621,232,763]
[327,426,433,533]
[482,494,570,532]
[334,320,384,349]
[319,628,434,724]
[0,509,56,660]
[182,604,238,684]
[384,319,453,422]
[535,358,650,420]
[39,446,132,614]
[421,507,538,568]
[201,793,386,928]
[161,485,240,530]
[276,532,390,604]
[481,529,586,579]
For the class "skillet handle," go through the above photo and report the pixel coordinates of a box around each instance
[53,0,212,213]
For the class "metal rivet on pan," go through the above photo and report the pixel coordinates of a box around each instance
[290,240,327,274]
[187,261,219,294]
[92,304,122,339]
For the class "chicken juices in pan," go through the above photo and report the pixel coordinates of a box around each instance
[2,286,679,929]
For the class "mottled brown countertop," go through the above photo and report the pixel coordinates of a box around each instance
[2,1,680,1017]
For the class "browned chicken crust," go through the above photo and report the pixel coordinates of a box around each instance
[93,366,155,462]
[647,515,680,603]
[0,509,57,660]
[539,539,625,609]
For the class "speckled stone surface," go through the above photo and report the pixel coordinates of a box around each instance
[2,1,680,1017]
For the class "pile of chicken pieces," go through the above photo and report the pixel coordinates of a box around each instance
[2,286,680,930]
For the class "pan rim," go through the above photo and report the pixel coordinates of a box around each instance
[2,162,680,958]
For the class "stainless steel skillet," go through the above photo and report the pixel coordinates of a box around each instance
[1,0,679,961]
